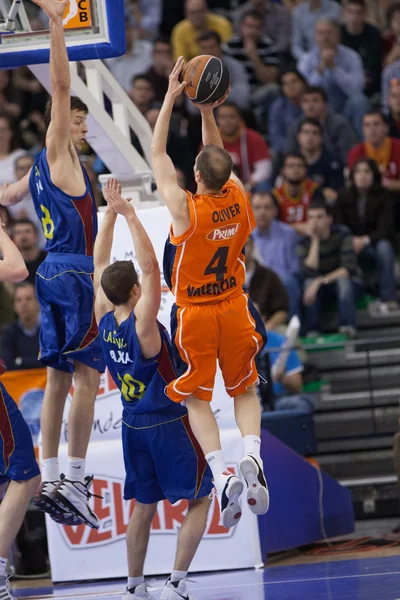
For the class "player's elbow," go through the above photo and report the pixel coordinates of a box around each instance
[142,255,160,276]
[12,266,29,283]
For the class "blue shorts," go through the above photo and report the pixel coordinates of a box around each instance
[122,411,213,504]
[36,253,105,373]
[0,383,40,485]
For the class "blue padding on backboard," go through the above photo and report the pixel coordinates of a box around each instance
[0,0,125,69]
[257,428,354,559]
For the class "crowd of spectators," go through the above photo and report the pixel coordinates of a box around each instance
[2,0,400,366]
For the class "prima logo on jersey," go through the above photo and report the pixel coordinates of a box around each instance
[207,223,240,242]
[59,471,239,549]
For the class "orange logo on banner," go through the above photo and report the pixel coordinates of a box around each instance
[60,470,238,549]
[63,0,92,30]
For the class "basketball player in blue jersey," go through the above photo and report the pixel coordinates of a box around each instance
[94,179,212,600]
[0,0,103,528]
[0,222,41,600]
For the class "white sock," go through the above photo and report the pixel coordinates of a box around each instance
[0,557,7,577]
[171,569,187,583]
[128,576,144,589]
[41,458,60,482]
[66,457,86,483]
[243,435,261,460]
[205,450,226,480]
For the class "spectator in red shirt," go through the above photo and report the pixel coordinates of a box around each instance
[216,102,271,191]
[348,111,400,194]
[273,152,324,235]
[348,110,400,226]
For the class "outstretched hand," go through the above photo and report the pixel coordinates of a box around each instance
[103,178,135,218]
[166,57,187,99]
[30,0,68,21]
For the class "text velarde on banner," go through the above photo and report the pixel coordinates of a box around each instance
[63,0,92,29]
[59,470,238,550]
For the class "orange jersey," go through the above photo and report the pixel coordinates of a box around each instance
[273,180,320,224]
[163,179,255,306]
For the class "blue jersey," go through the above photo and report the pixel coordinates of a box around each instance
[99,311,187,421]
[29,149,98,256]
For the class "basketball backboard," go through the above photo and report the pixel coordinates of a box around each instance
[0,0,125,68]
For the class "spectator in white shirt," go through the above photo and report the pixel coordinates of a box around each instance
[292,0,342,60]
[105,20,153,92]
[0,115,25,187]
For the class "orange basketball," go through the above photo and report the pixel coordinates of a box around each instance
[182,55,230,105]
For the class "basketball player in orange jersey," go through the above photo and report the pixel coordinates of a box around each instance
[152,58,269,528]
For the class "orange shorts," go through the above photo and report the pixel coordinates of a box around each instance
[165,293,266,403]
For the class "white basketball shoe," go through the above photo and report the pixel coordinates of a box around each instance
[160,577,195,600]
[213,471,244,528]
[122,581,155,599]
[51,476,100,529]
[0,576,15,600]
[33,477,82,526]
[239,455,270,515]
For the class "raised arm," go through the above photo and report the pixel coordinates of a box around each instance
[198,98,245,192]
[93,179,118,323]
[0,172,31,207]
[0,223,28,283]
[151,57,189,228]
[103,183,161,359]
[31,0,73,164]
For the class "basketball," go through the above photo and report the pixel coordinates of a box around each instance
[182,55,231,105]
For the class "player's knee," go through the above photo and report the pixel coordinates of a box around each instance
[188,495,212,513]
[74,363,100,394]
[46,368,73,396]
[132,501,158,523]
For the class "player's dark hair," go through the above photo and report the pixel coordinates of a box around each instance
[282,152,307,167]
[197,29,222,45]
[101,261,139,306]
[297,117,323,135]
[241,9,263,23]
[303,86,328,103]
[363,110,389,126]
[44,96,89,130]
[14,218,38,234]
[196,144,233,192]
[309,198,332,216]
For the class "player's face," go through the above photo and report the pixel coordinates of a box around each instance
[353,162,374,191]
[362,115,388,146]
[301,94,326,119]
[298,125,322,152]
[281,72,305,100]
[282,158,307,185]
[70,110,88,152]
[251,193,277,228]
[216,107,241,136]
[14,286,39,320]
[308,208,332,237]
[13,224,37,251]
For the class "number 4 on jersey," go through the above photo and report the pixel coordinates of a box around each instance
[204,247,229,282]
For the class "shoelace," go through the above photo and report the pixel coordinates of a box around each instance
[57,476,103,501]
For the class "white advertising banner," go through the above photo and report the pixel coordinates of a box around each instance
[45,207,262,582]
